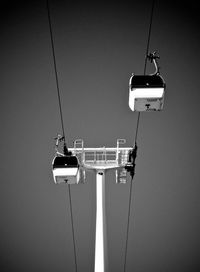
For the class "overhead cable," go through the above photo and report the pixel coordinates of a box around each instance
[46,1,77,271]
[124,1,155,271]
[46,0,68,153]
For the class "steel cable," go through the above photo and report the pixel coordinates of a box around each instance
[124,1,155,271]
[46,1,77,271]
[46,0,67,147]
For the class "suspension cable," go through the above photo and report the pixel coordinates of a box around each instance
[123,175,134,272]
[143,0,155,76]
[134,112,140,146]
[68,185,78,272]
[134,0,155,146]
[124,1,155,271]
[46,0,68,151]
[46,1,77,270]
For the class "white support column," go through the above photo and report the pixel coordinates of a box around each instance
[94,170,108,272]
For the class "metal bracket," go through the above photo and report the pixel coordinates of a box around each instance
[147,51,160,75]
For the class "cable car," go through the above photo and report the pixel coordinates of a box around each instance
[129,52,166,112]
[52,155,80,184]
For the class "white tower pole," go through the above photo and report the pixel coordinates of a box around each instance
[65,142,132,271]
[94,170,108,272]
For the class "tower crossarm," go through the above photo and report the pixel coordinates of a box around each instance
[69,144,132,170]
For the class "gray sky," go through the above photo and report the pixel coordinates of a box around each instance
[0,1,200,271]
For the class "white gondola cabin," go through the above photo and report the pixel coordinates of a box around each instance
[129,74,165,111]
[52,155,80,184]
[129,52,166,112]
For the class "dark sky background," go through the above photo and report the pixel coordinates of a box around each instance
[0,0,200,271]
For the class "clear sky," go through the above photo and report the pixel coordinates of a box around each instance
[0,0,200,271]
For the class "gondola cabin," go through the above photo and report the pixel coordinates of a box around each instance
[52,155,80,184]
[129,74,165,111]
